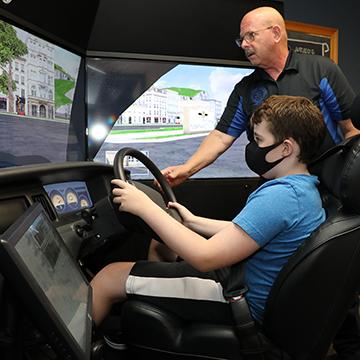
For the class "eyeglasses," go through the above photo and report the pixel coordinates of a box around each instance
[235,26,273,47]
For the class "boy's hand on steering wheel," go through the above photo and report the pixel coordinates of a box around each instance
[111,179,153,216]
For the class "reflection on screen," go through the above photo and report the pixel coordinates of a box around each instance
[14,213,88,351]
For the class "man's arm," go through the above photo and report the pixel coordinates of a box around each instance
[339,118,360,139]
[161,130,236,187]
[319,58,358,140]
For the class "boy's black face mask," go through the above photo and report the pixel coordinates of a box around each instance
[245,140,285,176]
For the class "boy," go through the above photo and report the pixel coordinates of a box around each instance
[90,95,326,326]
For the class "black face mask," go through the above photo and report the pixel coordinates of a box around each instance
[245,140,285,176]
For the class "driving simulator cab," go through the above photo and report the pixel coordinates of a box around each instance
[0,1,359,360]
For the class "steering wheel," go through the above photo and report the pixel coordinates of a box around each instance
[113,148,182,233]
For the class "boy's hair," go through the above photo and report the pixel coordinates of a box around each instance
[250,95,326,164]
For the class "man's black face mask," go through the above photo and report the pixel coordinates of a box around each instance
[245,140,285,176]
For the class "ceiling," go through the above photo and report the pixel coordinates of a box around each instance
[0,0,283,62]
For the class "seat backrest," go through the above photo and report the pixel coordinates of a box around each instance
[262,135,360,360]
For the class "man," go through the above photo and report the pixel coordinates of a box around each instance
[161,6,358,187]
[91,96,326,331]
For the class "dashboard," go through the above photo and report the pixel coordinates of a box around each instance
[0,161,117,259]
[0,160,258,270]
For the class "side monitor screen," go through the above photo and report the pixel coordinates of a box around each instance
[0,203,92,360]
[0,19,82,167]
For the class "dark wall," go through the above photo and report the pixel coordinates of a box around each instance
[284,1,360,94]
[0,0,282,62]
[88,0,283,62]
[0,0,100,54]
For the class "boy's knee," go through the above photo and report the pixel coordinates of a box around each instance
[91,262,134,301]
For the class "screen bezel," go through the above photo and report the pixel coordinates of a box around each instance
[0,203,92,360]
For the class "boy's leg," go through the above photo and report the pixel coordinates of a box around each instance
[91,261,135,326]
[126,260,233,324]
[91,260,234,327]
[147,239,178,262]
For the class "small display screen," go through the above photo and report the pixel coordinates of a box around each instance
[15,212,89,350]
[44,181,93,214]
[0,204,92,359]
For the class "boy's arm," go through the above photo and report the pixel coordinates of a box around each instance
[168,201,230,237]
[112,179,259,272]
[186,216,232,238]
[140,204,259,272]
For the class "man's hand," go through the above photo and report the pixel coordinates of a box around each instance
[161,164,191,187]
[158,131,236,189]
[111,179,153,216]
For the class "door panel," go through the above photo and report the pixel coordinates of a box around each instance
[173,177,260,220]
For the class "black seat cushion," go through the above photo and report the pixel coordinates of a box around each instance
[122,300,242,360]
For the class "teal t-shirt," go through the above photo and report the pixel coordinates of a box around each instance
[232,174,326,322]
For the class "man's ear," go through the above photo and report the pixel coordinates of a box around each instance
[272,25,282,43]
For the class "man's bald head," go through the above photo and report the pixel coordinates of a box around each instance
[242,7,285,30]
[241,7,287,44]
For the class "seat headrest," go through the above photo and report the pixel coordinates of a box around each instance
[311,135,360,214]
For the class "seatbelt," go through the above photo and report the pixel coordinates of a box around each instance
[216,266,269,359]
[225,290,269,358]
